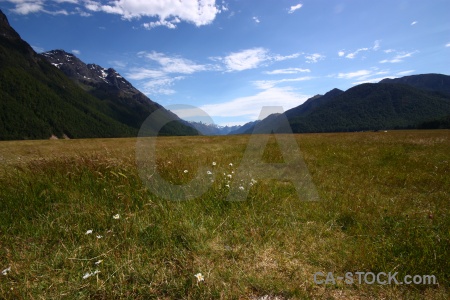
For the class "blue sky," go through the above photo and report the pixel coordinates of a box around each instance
[2,0,450,126]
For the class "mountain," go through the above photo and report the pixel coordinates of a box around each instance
[228,120,261,135]
[0,10,197,140]
[235,74,450,134]
[380,73,450,95]
[288,82,450,132]
[187,121,240,135]
[40,49,192,132]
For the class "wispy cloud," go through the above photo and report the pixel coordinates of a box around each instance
[340,40,381,59]
[334,68,390,85]
[222,48,269,71]
[379,51,418,63]
[305,53,325,63]
[288,3,303,14]
[200,87,310,119]
[253,76,313,89]
[220,48,301,72]
[396,70,415,76]
[139,51,211,74]
[336,70,374,79]
[345,47,369,59]
[446,42,450,47]
[252,16,260,23]
[71,49,81,55]
[264,68,310,75]
[411,21,418,26]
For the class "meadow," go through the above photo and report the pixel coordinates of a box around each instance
[0,130,449,299]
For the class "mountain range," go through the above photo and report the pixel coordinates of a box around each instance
[1,9,449,140]
[0,9,197,140]
[235,74,450,134]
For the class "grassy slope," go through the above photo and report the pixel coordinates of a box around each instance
[0,131,449,299]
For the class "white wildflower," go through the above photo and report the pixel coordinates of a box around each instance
[207,171,212,175]
[239,186,244,190]
[2,267,11,276]
[212,162,216,166]
[227,174,232,178]
[96,235,103,239]
[225,184,230,188]
[184,169,188,173]
[113,214,120,219]
[85,229,93,235]
[229,163,233,166]
[194,272,204,282]
[83,270,100,279]
[94,260,103,265]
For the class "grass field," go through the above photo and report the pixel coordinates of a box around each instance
[0,130,449,299]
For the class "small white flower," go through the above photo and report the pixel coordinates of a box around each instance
[113,214,120,219]
[184,170,188,173]
[225,184,230,188]
[212,162,216,166]
[227,174,232,178]
[96,235,103,239]
[231,171,234,174]
[239,186,244,190]
[94,260,103,265]
[229,163,233,166]
[207,171,212,175]
[2,267,11,276]
[85,229,93,235]
[83,270,100,279]
[194,272,204,282]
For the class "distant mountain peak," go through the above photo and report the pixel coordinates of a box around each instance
[41,49,137,93]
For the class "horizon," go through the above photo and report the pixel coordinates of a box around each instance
[1,0,449,126]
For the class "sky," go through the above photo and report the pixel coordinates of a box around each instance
[1,0,450,126]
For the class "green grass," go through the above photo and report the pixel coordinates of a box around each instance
[0,131,449,299]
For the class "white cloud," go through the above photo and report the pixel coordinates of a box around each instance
[273,53,301,61]
[379,51,417,63]
[373,40,381,50]
[338,51,345,57]
[446,43,450,47]
[5,0,77,15]
[335,69,390,84]
[337,70,372,79]
[384,49,395,53]
[252,16,260,23]
[71,49,81,55]
[126,68,166,80]
[84,0,220,28]
[352,76,390,85]
[143,18,181,29]
[411,21,418,26]
[223,48,269,71]
[141,76,185,95]
[253,76,313,89]
[396,70,415,76]
[288,3,303,14]
[264,68,310,75]
[11,1,44,15]
[200,87,310,119]
[305,53,325,63]
[140,51,211,74]
[345,47,369,59]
